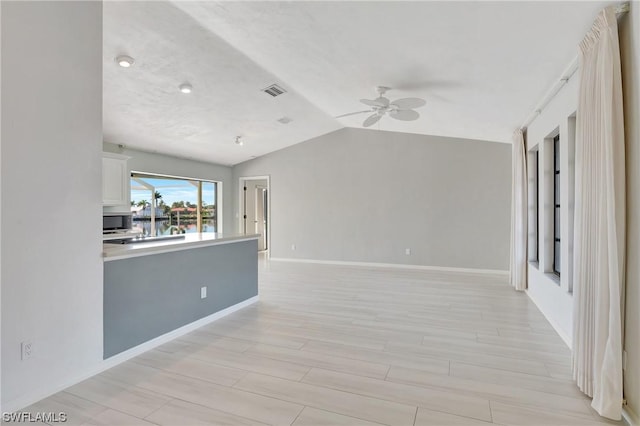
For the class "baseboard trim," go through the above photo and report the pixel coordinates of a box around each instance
[1,295,259,413]
[270,257,509,278]
[524,289,572,349]
[623,405,639,426]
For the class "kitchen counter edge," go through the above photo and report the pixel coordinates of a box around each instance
[103,233,260,262]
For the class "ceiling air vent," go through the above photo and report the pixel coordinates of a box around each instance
[262,84,287,97]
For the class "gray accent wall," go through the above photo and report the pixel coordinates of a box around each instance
[104,240,258,358]
[233,128,511,270]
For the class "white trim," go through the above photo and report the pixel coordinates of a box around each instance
[0,295,259,413]
[238,176,271,257]
[270,257,509,278]
[623,405,639,426]
[217,180,223,234]
[525,288,572,348]
[102,151,130,161]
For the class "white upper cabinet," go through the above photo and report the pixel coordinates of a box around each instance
[102,152,129,206]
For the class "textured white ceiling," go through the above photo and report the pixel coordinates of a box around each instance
[104,1,613,166]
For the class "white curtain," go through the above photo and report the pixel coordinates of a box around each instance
[510,129,527,291]
[572,5,626,421]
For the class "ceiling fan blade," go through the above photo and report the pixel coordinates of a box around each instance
[390,98,426,110]
[335,110,372,119]
[363,113,383,127]
[360,98,386,107]
[389,109,419,121]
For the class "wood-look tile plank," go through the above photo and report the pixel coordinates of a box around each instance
[385,341,551,376]
[99,361,167,388]
[197,323,308,349]
[65,375,171,419]
[131,348,247,386]
[24,392,108,426]
[265,324,388,350]
[292,407,385,426]
[496,327,567,344]
[419,334,571,364]
[544,361,574,380]
[414,407,493,426]
[301,340,450,376]
[386,365,595,420]
[246,343,391,379]
[176,331,254,352]
[301,367,492,422]
[234,372,417,426]
[134,369,304,425]
[80,409,157,426]
[352,319,479,341]
[449,361,583,397]
[144,399,268,426]
[185,345,311,381]
[475,333,570,355]
[489,401,618,425]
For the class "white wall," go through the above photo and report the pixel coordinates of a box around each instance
[0,0,3,409]
[233,128,511,271]
[620,3,640,423]
[103,143,234,233]
[1,1,103,410]
[525,75,578,345]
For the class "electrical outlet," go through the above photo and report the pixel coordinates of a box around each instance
[201,286,207,299]
[291,243,296,251]
[21,341,33,360]
[405,248,411,255]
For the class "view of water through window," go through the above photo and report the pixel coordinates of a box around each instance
[130,175,218,236]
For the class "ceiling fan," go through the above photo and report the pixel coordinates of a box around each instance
[336,86,426,127]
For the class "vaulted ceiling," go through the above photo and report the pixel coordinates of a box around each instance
[103,1,613,166]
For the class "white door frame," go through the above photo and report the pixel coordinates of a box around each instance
[239,175,270,256]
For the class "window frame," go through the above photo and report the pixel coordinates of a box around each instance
[528,148,540,264]
[130,171,221,236]
[553,135,561,276]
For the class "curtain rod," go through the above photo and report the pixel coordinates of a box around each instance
[518,2,629,132]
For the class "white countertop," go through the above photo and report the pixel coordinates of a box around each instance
[103,232,260,261]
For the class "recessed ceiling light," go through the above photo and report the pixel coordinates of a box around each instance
[179,83,193,94]
[235,136,244,146]
[115,55,134,68]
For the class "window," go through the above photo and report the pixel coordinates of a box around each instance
[130,172,219,237]
[528,150,539,262]
[553,135,561,275]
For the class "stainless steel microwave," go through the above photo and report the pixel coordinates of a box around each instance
[103,213,132,232]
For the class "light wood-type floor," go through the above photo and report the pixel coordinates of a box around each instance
[26,259,621,426]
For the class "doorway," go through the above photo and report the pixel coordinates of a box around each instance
[239,176,270,253]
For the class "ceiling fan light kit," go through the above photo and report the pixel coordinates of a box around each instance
[337,86,426,127]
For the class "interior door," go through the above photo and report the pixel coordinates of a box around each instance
[243,183,256,235]
[255,187,267,251]
[242,178,268,251]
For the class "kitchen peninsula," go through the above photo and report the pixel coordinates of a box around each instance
[103,233,259,358]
